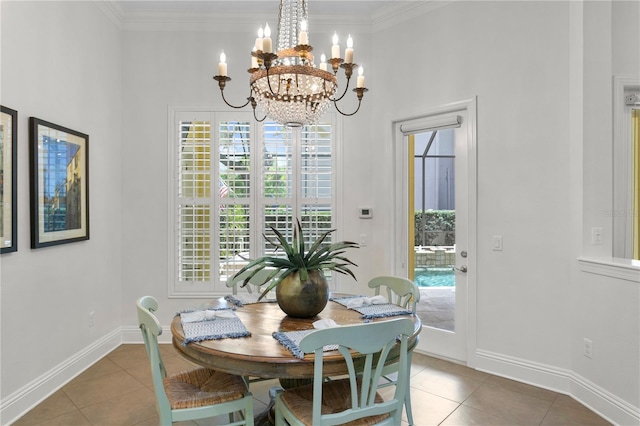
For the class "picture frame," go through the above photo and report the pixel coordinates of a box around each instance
[1,106,18,253]
[29,118,89,248]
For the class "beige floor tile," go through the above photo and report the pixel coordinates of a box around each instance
[412,352,490,382]
[107,344,150,371]
[71,357,124,384]
[463,382,553,426]
[62,370,146,408]
[485,374,557,402]
[541,395,612,426]
[79,386,157,426]
[12,390,78,426]
[400,387,461,425]
[434,360,491,383]
[410,364,485,402]
[15,409,92,426]
[441,404,526,425]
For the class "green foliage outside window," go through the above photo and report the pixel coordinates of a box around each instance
[414,210,455,246]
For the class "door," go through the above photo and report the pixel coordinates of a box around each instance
[394,99,476,363]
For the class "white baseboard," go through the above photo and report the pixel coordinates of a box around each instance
[0,328,122,426]
[475,349,640,426]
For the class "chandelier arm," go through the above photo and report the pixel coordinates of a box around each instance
[332,97,363,117]
[252,108,268,122]
[220,88,253,109]
[264,66,280,98]
[330,76,352,103]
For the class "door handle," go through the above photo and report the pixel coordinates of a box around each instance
[455,265,468,273]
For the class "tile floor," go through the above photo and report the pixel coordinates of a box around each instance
[14,344,611,426]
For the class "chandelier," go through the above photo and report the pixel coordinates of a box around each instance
[213,0,368,128]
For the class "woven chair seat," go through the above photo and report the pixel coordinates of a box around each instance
[279,379,390,426]
[164,367,248,410]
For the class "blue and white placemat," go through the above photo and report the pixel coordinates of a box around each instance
[350,304,414,320]
[272,329,339,359]
[179,308,251,345]
[330,295,413,320]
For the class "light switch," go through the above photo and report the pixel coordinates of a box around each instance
[591,227,603,245]
[492,236,503,251]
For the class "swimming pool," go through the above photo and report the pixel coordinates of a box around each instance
[414,267,455,287]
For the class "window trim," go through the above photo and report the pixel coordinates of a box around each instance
[613,76,640,260]
[167,106,342,298]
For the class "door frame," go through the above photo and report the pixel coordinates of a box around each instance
[392,97,477,367]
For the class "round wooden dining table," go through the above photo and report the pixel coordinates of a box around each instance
[170,295,422,380]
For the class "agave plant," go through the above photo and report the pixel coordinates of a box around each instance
[233,219,359,301]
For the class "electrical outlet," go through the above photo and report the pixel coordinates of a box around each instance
[583,338,593,358]
[89,311,95,328]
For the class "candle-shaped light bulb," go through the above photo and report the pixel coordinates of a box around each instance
[299,19,308,45]
[218,51,227,76]
[345,34,354,63]
[255,27,264,51]
[263,23,273,53]
[251,47,259,68]
[357,65,365,88]
[320,53,327,71]
[331,32,340,59]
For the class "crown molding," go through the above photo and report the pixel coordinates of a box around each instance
[99,1,448,33]
[372,1,454,31]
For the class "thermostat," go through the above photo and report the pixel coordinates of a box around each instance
[359,207,373,219]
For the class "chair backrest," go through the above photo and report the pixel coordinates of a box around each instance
[368,276,420,313]
[298,318,414,425]
[226,268,276,295]
[137,296,171,411]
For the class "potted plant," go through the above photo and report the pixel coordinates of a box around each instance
[233,219,359,318]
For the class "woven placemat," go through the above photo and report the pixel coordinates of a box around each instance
[180,309,251,344]
[351,303,414,320]
[272,330,339,359]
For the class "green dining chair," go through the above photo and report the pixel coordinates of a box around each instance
[368,275,420,313]
[274,318,414,426]
[368,276,420,425]
[136,296,254,425]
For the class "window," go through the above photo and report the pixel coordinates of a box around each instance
[169,110,336,297]
[613,77,640,260]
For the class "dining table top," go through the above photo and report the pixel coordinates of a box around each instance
[170,294,421,380]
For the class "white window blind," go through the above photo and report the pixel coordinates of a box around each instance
[169,109,337,297]
[177,120,211,284]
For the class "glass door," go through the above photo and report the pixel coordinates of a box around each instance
[394,103,475,363]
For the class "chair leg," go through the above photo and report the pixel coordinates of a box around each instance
[405,391,414,425]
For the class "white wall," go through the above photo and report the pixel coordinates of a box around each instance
[0,1,123,421]
[374,0,574,364]
[571,1,640,422]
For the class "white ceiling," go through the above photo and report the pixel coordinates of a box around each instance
[107,0,426,24]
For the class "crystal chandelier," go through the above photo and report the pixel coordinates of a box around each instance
[213,0,368,128]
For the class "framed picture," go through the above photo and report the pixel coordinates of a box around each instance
[1,106,17,253]
[29,118,89,248]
